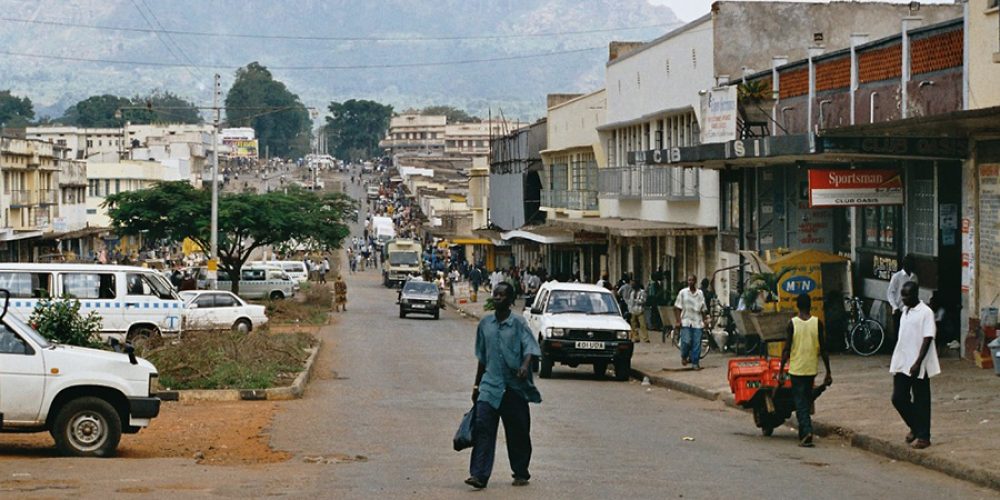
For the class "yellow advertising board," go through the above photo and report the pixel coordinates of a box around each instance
[777,264,825,321]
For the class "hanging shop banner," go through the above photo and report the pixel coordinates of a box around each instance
[699,86,738,144]
[807,169,903,207]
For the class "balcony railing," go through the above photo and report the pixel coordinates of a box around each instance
[37,189,58,205]
[642,166,700,200]
[598,167,642,199]
[9,190,34,207]
[541,189,598,211]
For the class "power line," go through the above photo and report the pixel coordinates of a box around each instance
[0,46,605,71]
[0,15,676,42]
[129,0,202,82]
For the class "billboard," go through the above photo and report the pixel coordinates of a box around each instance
[807,169,903,207]
[223,138,259,159]
[699,86,738,144]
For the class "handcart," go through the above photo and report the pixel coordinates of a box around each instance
[727,357,829,436]
[726,307,830,437]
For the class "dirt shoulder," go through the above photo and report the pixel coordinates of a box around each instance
[0,400,289,465]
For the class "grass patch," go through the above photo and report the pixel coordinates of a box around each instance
[259,282,332,325]
[145,330,315,390]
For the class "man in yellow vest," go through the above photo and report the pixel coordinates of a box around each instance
[779,293,832,447]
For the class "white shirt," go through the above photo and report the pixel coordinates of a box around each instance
[887,269,918,313]
[889,301,940,378]
[674,288,707,328]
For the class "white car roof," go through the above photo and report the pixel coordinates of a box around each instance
[539,282,613,293]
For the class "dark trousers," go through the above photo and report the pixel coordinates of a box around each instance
[892,373,932,441]
[790,375,815,439]
[470,391,531,483]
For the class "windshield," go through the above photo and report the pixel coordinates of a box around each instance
[404,282,438,294]
[546,290,620,315]
[389,252,420,266]
[147,273,180,300]
[4,310,50,348]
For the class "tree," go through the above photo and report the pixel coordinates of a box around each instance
[225,62,311,158]
[421,105,479,123]
[127,91,203,124]
[104,182,352,293]
[324,99,393,161]
[0,90,34,127]
[59,92,202,127]
[60,94,132,127]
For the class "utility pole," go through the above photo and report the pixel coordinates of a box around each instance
[209,73,221,290]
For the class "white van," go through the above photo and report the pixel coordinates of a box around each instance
[253,260,308,283]
[186,265,298,300]
[0,264,184,343]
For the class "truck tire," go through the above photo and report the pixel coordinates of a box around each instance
[269,291,285,301]
[51,396,122,457]
[593,362,608,378]
[399,308,406,319]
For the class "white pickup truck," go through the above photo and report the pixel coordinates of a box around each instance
[523,282,634,381]
[0,295,161,457]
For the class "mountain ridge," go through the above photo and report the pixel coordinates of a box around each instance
[0,0,679,122]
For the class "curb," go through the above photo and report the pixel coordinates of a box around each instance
[633,367,1000,492]
[447,296,483,321]
[157,341,322,402]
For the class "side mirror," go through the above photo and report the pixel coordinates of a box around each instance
[530,307,542,315]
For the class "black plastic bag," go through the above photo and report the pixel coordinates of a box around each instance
[453,406,475,451]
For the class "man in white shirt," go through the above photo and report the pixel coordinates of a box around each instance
[673,275,708,369]
[887,254,918,348]
[890,281,940,450]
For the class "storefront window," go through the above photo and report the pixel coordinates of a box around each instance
[862,205,899,251]
[720,176,740,231]
[907,164,936,256]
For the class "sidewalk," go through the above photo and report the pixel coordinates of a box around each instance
[444,285,1000,492]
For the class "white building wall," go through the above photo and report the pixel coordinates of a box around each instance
[604,17,713,127]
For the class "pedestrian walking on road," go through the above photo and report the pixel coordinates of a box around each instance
[778,294,832,448]
[890,281,940,450]
[469,265,483,302]
[333,274,348,312]
[673,274,708,369]
[466,282,541,490]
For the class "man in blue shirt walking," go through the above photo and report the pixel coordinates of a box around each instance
[467,282,542,489]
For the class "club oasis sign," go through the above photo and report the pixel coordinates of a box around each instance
[807,169,903,207]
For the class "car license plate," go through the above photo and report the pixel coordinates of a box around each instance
[412,304,426,309]
[575,341,605,350]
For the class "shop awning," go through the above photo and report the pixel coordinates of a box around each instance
[450,238,493,245]
[40,226,110,241]
[547,218,715,238]
[500,226,575,245]
[0,229,43,241]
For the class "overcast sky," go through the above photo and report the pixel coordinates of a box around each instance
[649,0,957,22]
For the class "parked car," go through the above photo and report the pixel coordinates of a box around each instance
[523,282,633,380]
[185,265,298,300]
[0,292,161,457]
[398,280,441,319]
[179,290,268,333]
[0,263,184,343]
[251,260,308,284]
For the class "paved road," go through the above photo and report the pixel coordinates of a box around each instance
[0,173,993,499]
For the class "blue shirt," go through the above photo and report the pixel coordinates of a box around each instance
[475,312,542,410]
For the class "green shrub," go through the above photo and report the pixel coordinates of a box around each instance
[29,297,103,348]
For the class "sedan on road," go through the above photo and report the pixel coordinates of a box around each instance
[398,280,441,319]
[180,290,268,333]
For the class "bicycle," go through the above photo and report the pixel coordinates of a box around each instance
[707,298,762,355]
[662,306,713,361]
[844,296,885,356]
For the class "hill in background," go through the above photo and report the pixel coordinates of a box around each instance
[0,0,679,122]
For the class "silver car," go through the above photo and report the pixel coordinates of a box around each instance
[398,280,441,320]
